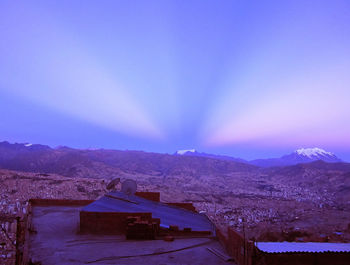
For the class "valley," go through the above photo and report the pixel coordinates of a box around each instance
[1,142,349,244]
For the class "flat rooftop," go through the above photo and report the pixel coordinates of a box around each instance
[82,191,214,232]
[29,205,234,264]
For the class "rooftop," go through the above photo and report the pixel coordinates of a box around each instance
[29,205,232,264]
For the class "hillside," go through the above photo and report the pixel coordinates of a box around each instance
[1,142,350,242]
[0,141,257,179]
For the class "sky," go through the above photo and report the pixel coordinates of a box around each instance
[0,0,350,160]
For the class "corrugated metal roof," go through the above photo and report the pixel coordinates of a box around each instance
[81,191,214,233]
[255,242,350,253]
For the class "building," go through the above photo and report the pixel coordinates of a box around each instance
[216,227,350,265]
[26,192,232,264]
[80,190,214,237]
[253,242,350,265]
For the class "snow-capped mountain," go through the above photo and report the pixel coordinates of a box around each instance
[174,149,247,163]
[174,147,343,167]
[250,147,342,167]
[175,149,197,155]
[294,147,338,160]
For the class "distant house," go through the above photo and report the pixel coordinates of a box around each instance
[253,242,350,265]
[217,228,350,265]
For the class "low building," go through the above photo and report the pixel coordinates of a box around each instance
[26,192,231,264]
[80,191,214,237]
[216,227,350,265]
[253,242,350,265]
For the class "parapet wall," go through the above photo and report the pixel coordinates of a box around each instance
[228,228,255,265]
[216,227,255,265]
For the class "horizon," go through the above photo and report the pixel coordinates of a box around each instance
[1,139,349,162]
[1,0,350,161]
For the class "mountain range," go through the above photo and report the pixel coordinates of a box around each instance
[0,141,256,179]
[175,147,342,167]
[0,141,346,181]
[1,140,350,213]
[1,140,350,244]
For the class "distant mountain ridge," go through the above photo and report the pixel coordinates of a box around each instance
[0,141,256,179]
[0,141,344,179]
[250,147,342,167]
[174,149,246,163]
[175,147,342,167]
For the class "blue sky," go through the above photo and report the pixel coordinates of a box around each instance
[1,0,350,160]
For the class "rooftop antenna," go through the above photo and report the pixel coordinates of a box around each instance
[106,178,120,191]
[121,179,137,196]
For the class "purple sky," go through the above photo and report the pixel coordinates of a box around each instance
[0,0,350,160]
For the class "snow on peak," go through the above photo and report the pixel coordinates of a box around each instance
[295,147,333,158]
[176,149,196,155]
[24,143,33,147]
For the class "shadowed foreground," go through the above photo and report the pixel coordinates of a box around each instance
[29,206,233,265]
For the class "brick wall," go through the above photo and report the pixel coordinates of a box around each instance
[80,211,153,234]
[135,192,160,202]
[29,199,94,206]
[216,227,255,265]
[228,228,255,265]
[165,203,196,212]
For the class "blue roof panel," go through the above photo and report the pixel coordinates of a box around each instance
[255,242,350,253]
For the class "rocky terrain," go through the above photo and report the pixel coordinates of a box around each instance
[1,141,350,264]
